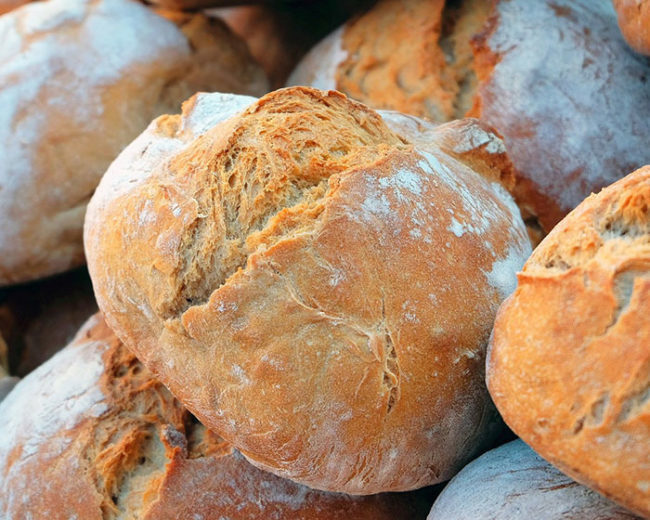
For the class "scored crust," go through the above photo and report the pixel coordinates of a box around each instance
[0,313,430,519]
[85,86,531,494]
[427,439,640,519]
[0,0,267,286]
[487,166,650,517]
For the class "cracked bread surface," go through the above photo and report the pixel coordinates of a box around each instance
[289,0,650,237]
[487,166,650,517]
[0,314,431,519]
[85,86,531,494]
[0,0,267,286]
[427,439,640,519]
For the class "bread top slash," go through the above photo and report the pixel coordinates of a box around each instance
[85,86,530,494]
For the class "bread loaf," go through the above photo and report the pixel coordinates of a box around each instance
[289,0,650,234]
[427,439,640,519]
[613,0,650,55]
[85,86,531,494]
[0,314,431,519]
[0,0,267,286]
[487,166,650,517]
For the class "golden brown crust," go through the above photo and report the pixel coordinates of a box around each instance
[613,0,650,55]
[291,0,650,237]
[0,314,432,519]
[0,0,267,287]
[0,0,27,14]
[334,0,490,122]
[85,87,530,494]
[487,166,650,517]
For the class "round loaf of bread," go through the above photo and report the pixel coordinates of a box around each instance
[614,0,650,55]
[0,313,432,519]
[288,0,650,234]
[0,0,267,286]
[85,86,531,494]
[487,166,650,517]
[427,439,639,519]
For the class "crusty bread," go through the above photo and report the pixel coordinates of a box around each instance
[289,0,650,235]
[85,86,531,494]
[613,0,650,55]
[487,166,650,517]
[427,439,640,519]
[0,0,267,286]
[0,313,432,519]
[289,0,488,123]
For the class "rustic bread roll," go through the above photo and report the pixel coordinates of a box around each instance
[0,314,432,519]
[0,0,267,286]
[289,0,650,234]
[427,439,640,519]
[85,86,531,494]
[487,166,650,517]
[614,0,650,55]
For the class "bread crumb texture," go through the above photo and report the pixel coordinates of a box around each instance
[0,314,430,519]
[488,166,650,517]
[0,0,267,286]
[427,439,639,519]
[85,87,531,494]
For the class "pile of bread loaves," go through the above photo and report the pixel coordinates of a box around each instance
[0,0,648,518]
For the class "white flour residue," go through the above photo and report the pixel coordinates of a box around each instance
[379,168,422,196]
[0,329,108,469]
[483,0,650,215]
[181,92,257,136]
[286,26,347,90]
[427,440,629,519]
[483,242,531,299]
[452,124,506,155]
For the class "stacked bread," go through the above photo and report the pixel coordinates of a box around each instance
[289,0,650,238]
[1,0,648,518]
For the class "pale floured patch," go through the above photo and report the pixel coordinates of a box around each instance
[286,26,347,90]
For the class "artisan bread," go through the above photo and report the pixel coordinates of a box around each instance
[85,87,531,494]
[0,0,267,286]
[427,439,640,519]
[487,166,650,517]
[613,0,650,55]
[289,0,650,234]
[0,314,431,519]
